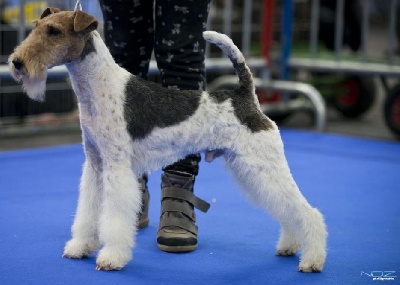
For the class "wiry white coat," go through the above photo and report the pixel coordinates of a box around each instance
[63,31,326,272]
[11,24,327,272]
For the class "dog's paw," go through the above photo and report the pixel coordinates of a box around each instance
[96,262,123,271]
[63,238,99,259]
[298,261,323,273]
[277,248,298,256]
[95,246,131,271]
[276,238,300,256]
[298,245,326,273]
[276,227,301,256]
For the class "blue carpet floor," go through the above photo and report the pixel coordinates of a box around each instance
[0,130,399,285]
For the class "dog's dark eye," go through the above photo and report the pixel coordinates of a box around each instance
[47,26,61,36]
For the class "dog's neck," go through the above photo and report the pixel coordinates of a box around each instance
[65,31,130,104]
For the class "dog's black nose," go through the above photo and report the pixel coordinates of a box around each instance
[12,59,24,71]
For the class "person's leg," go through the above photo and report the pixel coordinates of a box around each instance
[99,0,153,228]
[154,0,210,90]
[99,0,154,78]
[154,0,211,252]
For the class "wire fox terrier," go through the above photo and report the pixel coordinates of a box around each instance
[9,8,327,272]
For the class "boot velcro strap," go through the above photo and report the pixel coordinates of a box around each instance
[162,187,210,213]
[161,200,195,221]
[159,215,198,235]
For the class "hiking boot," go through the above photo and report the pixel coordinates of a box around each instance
[157,171,210,252]
[138,175,150,229]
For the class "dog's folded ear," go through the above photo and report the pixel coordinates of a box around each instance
[40,7,60,19]
[73,10,98,33]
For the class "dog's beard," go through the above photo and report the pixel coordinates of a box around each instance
[8,58,48,102]
[11,70,47,102]
[22,76,47,102]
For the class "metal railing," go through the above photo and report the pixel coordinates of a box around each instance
[289,0,400,76]
[282,0,400,136]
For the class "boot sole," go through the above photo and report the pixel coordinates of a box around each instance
[157,243,197,253]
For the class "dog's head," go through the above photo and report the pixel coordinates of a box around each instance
[8,7,98,101]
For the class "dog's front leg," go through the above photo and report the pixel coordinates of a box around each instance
[95,161,141,271]
[63,141,102,259]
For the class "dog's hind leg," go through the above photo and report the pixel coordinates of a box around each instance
[224,130,327,272]
[63,140,102,259]
[95,160,141,271]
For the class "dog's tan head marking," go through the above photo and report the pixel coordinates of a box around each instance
[8,7,98,101]
[40,7,61,19]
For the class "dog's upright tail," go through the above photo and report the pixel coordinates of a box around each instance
[203,31,254,94]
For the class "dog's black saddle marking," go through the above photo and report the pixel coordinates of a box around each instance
[124,75,201,139]
[123,75,274,140]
